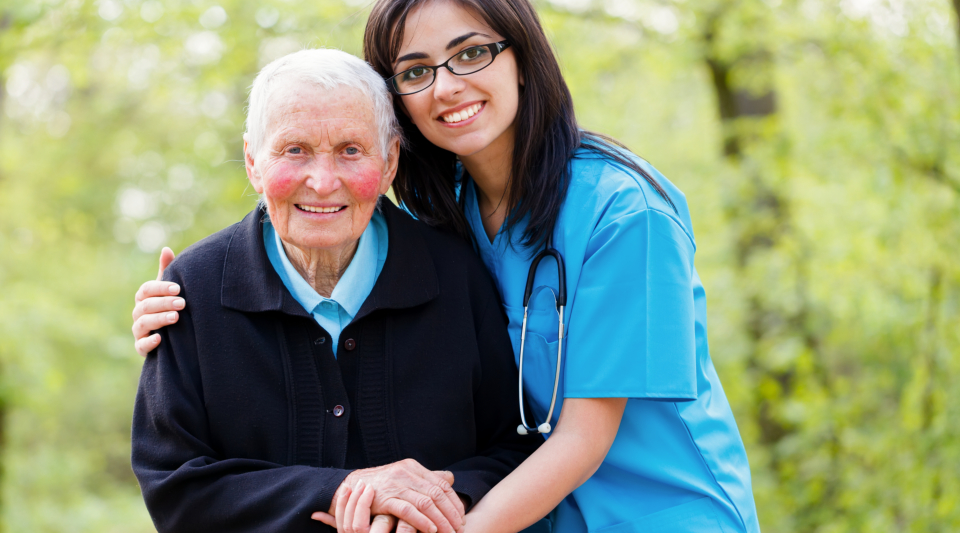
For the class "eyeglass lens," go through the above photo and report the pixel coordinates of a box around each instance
[393,45,496,94]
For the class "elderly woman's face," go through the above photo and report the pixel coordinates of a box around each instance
[245,83,397,253]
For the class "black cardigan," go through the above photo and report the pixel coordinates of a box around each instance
[132,201,541,532]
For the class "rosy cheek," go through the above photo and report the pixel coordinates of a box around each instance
[262,166,302,199]
[345,165,384,202]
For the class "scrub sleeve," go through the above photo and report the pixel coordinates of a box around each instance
[563,207,697,401]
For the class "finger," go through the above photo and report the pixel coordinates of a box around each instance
[132,311,179,341]
[400,468,462,531]
[343,482,365,533]
[132,296,186,330]
[157,247,175,280]
[384,498,439,533]
[139,296,186,316]
[352,484,376,533]
[135,280,180,304]
[135,333,162,357]
[437,470,455,486]
[311,512,337,527]
[425,483,462,532]
[401,487,454,533]
[429,472,465,526]
[336,486,352,532]
[373,515,396,533]
[369,515,396,533]
[396,519,417,533]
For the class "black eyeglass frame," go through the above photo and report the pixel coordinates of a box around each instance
[386,41,512,95]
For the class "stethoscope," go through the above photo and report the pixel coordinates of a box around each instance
[516,238,566,435]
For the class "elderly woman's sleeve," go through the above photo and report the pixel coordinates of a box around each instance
[131,268,347,533]
[444,281,544,509]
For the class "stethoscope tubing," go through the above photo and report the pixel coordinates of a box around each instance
[517,240,566,436]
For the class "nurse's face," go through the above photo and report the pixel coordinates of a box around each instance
[392,0,522,161]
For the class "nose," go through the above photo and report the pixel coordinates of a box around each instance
[304,154,343,195]
[432,67,466,102]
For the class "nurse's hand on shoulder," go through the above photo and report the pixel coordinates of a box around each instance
[132,247,182,356]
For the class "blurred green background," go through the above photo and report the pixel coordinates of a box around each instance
[1,0,958,530]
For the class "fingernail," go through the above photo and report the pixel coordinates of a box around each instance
[169,284,180,294]
[173,298,185,309]
[166,312,177,322]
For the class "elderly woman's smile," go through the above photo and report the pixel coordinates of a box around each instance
[244,83,398,292]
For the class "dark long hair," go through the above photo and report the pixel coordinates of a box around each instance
[364,0,674,249]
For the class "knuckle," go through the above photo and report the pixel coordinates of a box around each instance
[427,485,445,500]
[415,495,433,511]
[394,500,416,517]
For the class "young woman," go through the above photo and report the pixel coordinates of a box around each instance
[132,0,760,531]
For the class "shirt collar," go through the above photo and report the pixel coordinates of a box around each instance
[263,211,382,320]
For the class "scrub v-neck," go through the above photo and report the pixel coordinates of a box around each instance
[464,179,514,294]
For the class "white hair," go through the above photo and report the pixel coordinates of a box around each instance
[245,48,401,159]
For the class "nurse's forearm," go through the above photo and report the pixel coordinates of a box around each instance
[463,397,627,533]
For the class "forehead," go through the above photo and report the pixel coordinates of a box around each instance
[399,0,497,54]
[264,82,377,139]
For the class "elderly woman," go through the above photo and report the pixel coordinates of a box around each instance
[131,49,539,533]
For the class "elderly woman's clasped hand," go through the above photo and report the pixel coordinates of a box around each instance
[313,460,466,533]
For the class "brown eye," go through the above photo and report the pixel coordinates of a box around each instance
[400,67,430,82]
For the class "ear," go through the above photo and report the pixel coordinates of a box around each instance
[379,137,401,195]
[243,135,263,194]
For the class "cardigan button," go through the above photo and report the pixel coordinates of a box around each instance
[332,405,345,417]
[344,338,357,351]
[314,337,326,345]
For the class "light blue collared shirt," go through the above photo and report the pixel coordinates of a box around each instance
[263,210,388,356]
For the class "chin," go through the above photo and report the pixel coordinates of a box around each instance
[435,135,492,158]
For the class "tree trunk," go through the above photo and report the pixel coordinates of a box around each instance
[953,0,960,67]
[700,6,837,526]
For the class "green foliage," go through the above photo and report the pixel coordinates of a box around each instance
[0,0,958,531]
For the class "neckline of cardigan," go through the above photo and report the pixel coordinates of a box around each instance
[220,199,440,317]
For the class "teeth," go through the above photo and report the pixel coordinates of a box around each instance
[442,103,482,123]
[298,205,343,213]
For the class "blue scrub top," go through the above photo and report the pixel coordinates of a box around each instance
[462,147,760,533]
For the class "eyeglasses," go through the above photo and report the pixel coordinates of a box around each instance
[386,41,511,95]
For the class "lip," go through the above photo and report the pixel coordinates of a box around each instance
[437,101,485,128]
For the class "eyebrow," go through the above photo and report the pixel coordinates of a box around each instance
[394,32,493,66]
